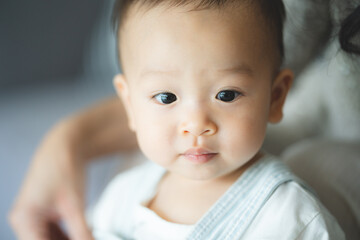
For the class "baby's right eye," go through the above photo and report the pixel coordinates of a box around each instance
[216,90,242,102]
[153,92,177,104]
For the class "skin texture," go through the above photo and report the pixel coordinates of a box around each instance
[114,3,293,224]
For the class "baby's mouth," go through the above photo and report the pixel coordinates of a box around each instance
[181,148,218,164]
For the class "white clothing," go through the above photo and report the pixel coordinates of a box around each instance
[91,155,345,239]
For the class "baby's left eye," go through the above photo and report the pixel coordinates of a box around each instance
[216,90,242,102]
[153,92,177,104]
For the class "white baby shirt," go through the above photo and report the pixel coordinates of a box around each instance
[90,155,345,239]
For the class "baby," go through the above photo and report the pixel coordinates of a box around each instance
[91,0,345,239]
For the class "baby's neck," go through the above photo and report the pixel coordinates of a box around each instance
[147,173,232,225]
[147,153,262,225]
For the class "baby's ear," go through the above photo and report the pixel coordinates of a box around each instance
[268,69,294,123]
[113,74,136,131]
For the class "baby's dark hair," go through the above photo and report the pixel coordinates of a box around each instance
[112,0,286,62]
[339,5,360,55]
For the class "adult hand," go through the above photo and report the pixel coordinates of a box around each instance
[9,119,93,240]
[9,98,137,240]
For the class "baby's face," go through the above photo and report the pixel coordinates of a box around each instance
[115,3,292,181]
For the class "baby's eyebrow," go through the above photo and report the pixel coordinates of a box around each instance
[140,69,178,79]
[217,64,254,76]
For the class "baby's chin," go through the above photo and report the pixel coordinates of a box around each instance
[163,161,238,183]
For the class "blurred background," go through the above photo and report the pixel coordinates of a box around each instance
[0,0,124,238]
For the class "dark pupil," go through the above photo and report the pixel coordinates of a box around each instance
[161,93,177,104]
[218,91,235,102]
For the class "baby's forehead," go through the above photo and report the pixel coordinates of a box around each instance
[118,2,281,76]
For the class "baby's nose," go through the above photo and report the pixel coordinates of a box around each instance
[178,111,217,137]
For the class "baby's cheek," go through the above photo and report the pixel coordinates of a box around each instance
[224,119,265,159]
[136,122,175,166]
[135,123,159,156]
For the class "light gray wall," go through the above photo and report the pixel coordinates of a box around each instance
[0,0,103,87]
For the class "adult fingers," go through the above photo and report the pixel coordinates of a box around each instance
[48,221,70,240]
[57,194,94,240]
[9,207,52,240]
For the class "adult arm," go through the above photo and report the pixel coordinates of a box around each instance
[9,97,137,240]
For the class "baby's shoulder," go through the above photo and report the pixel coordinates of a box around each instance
[267,181,322,219]
[90,162,165,234]
[107,162,157,189]
[98,161,163,204]
[242,181,345,239]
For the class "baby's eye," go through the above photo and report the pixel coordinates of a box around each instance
[216,90,242,102]
[154,92,177,104]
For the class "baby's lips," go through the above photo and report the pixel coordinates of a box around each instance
[183,147,217,156]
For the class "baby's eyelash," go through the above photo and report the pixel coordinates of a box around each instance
[216,90,243,102]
